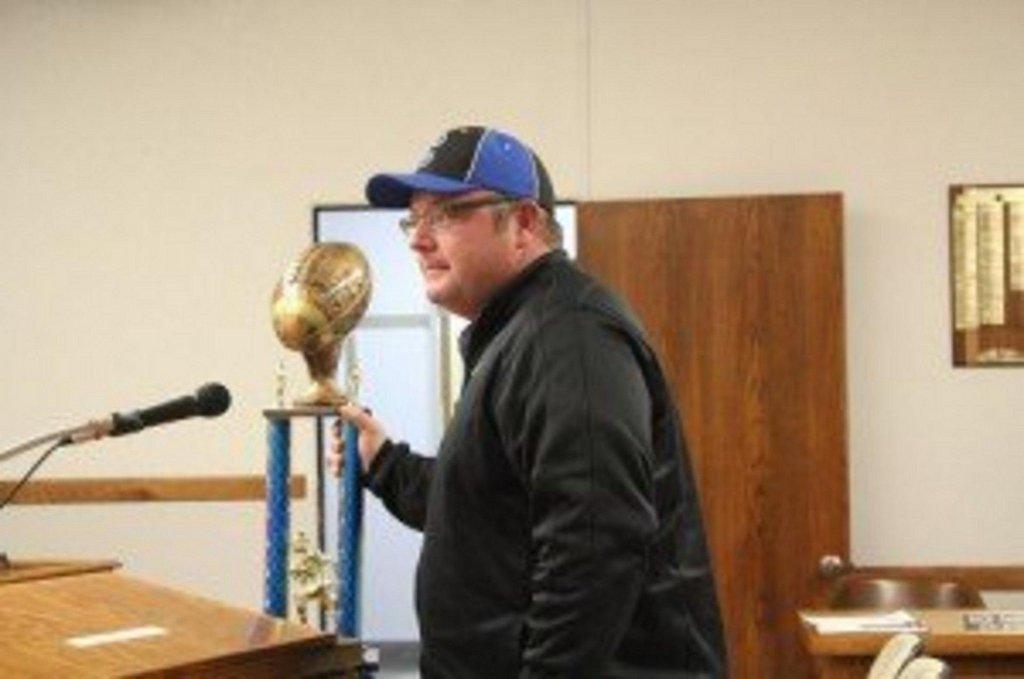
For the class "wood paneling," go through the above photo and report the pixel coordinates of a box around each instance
[579,194,848,678]
[0,475,306,504]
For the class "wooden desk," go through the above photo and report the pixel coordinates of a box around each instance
[0,571,361,677]
[802,609,1024,677]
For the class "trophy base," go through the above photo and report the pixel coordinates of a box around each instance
[264,405,339,419]
[293,381,350,408]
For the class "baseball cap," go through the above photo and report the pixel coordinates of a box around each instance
[365,126,555,213]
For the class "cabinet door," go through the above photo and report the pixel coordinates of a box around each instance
[579,194,848,678]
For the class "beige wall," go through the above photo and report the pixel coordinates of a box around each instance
[586,1,1024,566]
[1,0,1021,611]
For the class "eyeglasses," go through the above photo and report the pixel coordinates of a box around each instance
[398,196,518,238]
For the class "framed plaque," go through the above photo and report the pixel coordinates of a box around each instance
[950,184,1024,366]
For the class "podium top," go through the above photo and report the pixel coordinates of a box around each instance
[0,559,120,586]
[0,572,360,677]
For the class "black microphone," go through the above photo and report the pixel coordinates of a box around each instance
[67,383,231,444]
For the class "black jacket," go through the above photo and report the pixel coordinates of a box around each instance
[366,251,726,678]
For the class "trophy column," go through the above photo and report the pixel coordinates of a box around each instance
[262,408,293,619]
[336,413,362,637]
[262,406,362,638]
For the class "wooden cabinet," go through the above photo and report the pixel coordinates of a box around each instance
[579,194,848,677]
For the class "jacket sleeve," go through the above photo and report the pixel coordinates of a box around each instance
[498,311,658,677]
[363,439,434,531]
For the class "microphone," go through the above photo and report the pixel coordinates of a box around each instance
[67,383,231,444]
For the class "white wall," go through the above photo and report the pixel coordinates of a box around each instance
[585,0,1024,565]
[1,0,1021,622]
[0,0,586,615]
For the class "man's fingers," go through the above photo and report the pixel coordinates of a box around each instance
[337,403,376,431]
[334,402,387,471]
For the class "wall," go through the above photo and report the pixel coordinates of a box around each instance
[584,0,1024,565]
[1,0,1021,624]
[0,0,586,615]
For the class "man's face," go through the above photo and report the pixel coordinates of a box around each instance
[406,190,522,319]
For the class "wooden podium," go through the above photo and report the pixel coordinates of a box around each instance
[0,561,361,677]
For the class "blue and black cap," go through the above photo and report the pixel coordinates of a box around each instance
[365,126,555,214]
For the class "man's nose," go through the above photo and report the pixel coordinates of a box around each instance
[407,224,435,251]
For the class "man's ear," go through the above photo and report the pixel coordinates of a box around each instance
[512,202,543,248]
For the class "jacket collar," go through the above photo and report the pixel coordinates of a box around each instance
[458,249,566,377]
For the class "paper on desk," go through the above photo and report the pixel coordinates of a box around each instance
[66,625,168,648]
[802,609,926,634]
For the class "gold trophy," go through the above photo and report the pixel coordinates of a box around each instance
[288,531,336,625]
[271,243,372,406]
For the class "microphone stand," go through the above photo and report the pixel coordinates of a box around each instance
[0,423,104,466]
[0,423,101,572]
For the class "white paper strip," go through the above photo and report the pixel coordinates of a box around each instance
[802,609,926,634]
[1009,202,1024,292]
[953,199,979,330]
[977,201,1006,325]
[66,625,168,649]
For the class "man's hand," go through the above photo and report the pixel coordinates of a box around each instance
[327,403,388,477]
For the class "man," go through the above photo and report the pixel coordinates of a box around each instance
[336,126,726,677]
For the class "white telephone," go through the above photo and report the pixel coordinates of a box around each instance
[866,632,924,679]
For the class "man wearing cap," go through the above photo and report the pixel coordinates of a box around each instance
[336,126,726,677]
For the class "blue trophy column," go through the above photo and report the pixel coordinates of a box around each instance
[264,416,291,617]
[336,420,363,636]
